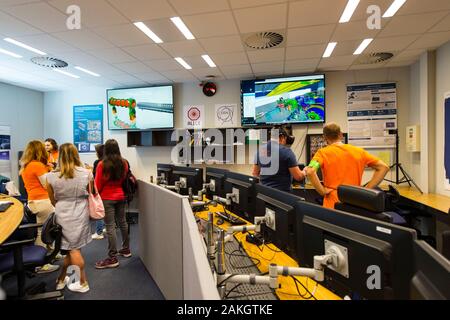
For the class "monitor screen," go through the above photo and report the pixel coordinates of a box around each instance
[107,86,174,130]
[241,74,325,126]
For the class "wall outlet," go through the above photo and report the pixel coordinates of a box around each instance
[232,187,240,204]
[210,179,216,192]
[265,208,276,231]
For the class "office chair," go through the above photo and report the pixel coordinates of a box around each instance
[335,185,407,225]
[0,210,63,300]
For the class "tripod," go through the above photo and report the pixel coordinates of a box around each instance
[384,129,423,194]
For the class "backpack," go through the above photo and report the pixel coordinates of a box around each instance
[122,161,138,203]
[41,212,62,245]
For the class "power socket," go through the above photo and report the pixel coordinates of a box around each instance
[265,208,276,231]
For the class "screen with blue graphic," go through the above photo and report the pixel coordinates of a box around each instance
[241,74,325,126]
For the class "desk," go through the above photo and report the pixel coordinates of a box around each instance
[195,204,341,301]
[0,195,23,245]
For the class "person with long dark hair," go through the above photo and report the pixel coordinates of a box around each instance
[45,138,59,169]
[91,144,106,240]
[94,139,131,269]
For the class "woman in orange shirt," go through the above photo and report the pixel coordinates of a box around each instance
[45,138,59,169]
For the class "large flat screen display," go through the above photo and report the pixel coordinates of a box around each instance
[107,86,174,130]
[241,74,325,126]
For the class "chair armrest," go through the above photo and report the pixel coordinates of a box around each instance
[18,223,43,230]
[0,238,34,248]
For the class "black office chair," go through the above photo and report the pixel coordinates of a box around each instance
[335,185,407,225]
[0,211,63,300]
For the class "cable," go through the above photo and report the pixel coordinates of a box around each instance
[226,250,261,269]
[224,284,243,299]
[263,243,282,253]
[290,276,317,300]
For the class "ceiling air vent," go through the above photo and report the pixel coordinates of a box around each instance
[31,56,68,68]
[244,31,284,50]
[356,52,394,65]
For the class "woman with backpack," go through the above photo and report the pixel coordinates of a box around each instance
[94,139,131,269]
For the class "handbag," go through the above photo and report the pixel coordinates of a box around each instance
[88,181,105,220]
[41,212,62,245]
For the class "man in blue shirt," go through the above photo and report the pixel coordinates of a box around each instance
[252,126,305,192]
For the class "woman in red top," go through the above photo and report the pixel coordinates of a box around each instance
[95,139,131,269]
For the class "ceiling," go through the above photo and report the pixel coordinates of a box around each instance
[0,0,449,92]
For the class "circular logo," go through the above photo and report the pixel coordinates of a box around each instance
[188,107,201,121]
[217,105,233,124]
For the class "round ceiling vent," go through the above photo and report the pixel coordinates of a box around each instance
[356,52,394,65]
[31,56,68,68]
[245,31,284,50]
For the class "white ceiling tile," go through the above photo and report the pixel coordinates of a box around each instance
[368,35,420,52]
[143,59,184,71]
[210,51,249,66]
[48,0,129,28]
[160,40,205,57]
[94,24,154,47]
[141,19,186,43]
[350,0,393,21]
[318,55,356,68]
[121,44,171,61]
[393,49,425,60]
[407,31,450,50]
[331,20,385,42]
[349,63,388,70]
[286,44,327,60]
[0,0,41,8]
[234,3,288,33]
[182,56,210,68]
[113,61,155,74]
[224,73,254,80]
[198,35,244,54]
[14,34,77,54]
[134,72,169,83]
[168,0,230,15]
[251,61,284,73]
[430,13,450,32]
[3,2,68,33]
[183,12,239,38]
[284,58,320,71]
[87,47,136,64]
[247,48,285,63]
[52,29,114,50]
[0,11,43,37]
[219,64,252,76]
[287,24,335,47]
[288,0,348,28]
[397,0,450,16]
[107,0,175,21]
[384,60,417,68]
[333,40,362,56]
[229,0,287,9]
[379,12,448,37]
[163,69,197,81]
[190,67,224,80]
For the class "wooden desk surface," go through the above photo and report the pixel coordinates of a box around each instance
[394,186,450,215]
[0,195,23,245]
[196,203,341,301]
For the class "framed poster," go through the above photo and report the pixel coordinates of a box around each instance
[445,92,450,191]
[215,104,238,128]
[0,125,11,179]
[73,105,103,153]
[305,133,348,164]
[183,105,205,129]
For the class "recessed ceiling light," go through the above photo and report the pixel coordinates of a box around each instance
[339,0,361,23]
[170,17,195,40]
[53,69,80,79]
[4,37,47,55]
[75,66,100,77]
[0,48,22,58]
[174,57,192,70]
[354,38,373,55]
[323,42,337,58]
[133,22,163,43]
[383,0,407,18]
[201,55,216,68]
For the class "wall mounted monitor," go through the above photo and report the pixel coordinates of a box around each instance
[241,74,325,126]
[107,86,173,130]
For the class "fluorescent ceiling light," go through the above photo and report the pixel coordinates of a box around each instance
[75,66,100,77]
[174,57,192,70]
[201,55,216,68]
[4,37,47,55]
[0,48,22,58]
[133,22,163,43]
[383,0,407,18]
[53,69,80,79]
[323,42,337,58]
[170,17,195,40]
[353,38,373,55]
[339,0,360,23]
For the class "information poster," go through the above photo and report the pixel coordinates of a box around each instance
[183,105,205,129]
[0,125,11,179]
[215,104,238,128]
[73,105,103,153]
[347,83,397,148]
[445,92,450,191]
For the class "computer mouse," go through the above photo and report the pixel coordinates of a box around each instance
[216,218,224,225]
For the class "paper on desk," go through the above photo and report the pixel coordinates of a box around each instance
[0,201,13,205]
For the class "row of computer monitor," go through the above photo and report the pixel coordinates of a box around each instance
[157,164,450,300]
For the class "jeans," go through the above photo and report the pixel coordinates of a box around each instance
[95,219,105,235]
[103,200,129,257]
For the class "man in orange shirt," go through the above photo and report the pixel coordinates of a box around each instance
[305,123,390,209]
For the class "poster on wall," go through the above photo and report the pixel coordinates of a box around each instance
[0,125,11,179]
[347,83,397,148]
[73,105,103,153]
[215,104,238,128]
[183,105,205,129]
[445,92,450,191]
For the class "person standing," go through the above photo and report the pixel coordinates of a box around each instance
[305,122,390,209]
[45,138,59,170]
[91,144,106,240]
[95,139,131,269]
[47,143,92,293]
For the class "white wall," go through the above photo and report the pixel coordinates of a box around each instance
[0,82,44,184]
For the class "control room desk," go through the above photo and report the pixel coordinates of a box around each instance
[0,195,23,245]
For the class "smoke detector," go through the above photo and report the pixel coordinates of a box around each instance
[355,52,394,65]
[31,56,68,68]
[244,31,284,50]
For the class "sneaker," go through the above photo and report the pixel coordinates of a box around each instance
[67,281,90,293]
[54,253,65,260]
[95,257,119,269]
[91,233,104,240]
[56,276,70,290]
[118,248,132,258]
[35,264,60,274]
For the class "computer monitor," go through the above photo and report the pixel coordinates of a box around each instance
[224,172,258,222]
[410,240,450,300]
[295,201,417,300]
[254,184,304,259]
[172,166,204,195]
[205,167,229,199]
[157,163,174,185]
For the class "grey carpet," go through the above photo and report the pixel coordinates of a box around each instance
[2,222,165,300]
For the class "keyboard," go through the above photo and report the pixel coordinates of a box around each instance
[215,211,246,226]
